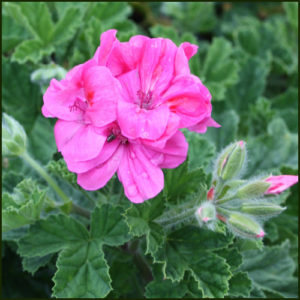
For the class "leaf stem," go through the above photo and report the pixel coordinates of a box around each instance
[22,152,71,206]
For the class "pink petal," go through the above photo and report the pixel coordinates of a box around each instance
[188,116,221,134]
[93,29,117,66]
[145,131,188,169]
[162,75,212,128]
[139,38,177,98]
[42,78,84,121]
[54,120,106,162]
[265,175,298,194]
[181,42,198,59]
[117,144,164,203]
[77,144,124,190]
[83,66,121,127]
[42,60,96,121]
[117,100,170,140]
[117,69,141,103]
[141,112,180,149]
[66,139,120,173]
[175,42,198,76]
[106,35,149,77]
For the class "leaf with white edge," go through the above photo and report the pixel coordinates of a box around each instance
[22,254,53,275]
[12,39,54,64]
[145,277,187,298]
[91,204,131,246]
[52,241,111,298]
[215,247,243,271]
[227,271,252,297]
[240,241,298,298]
[146,222,165,257]
[125,196,165,257]
[189,253,231,298]
[18,214,89,257]
[154,226,233,282]
[183,130,216,172]
[2,179,46,232]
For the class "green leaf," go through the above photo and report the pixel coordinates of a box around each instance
[2,13,30,53]
[215,247,243,271]
[201,37,239,101]
[18,214,89,257]
[227,271,252,297]
[28,116,56,164]
[84,17,103,57]
[240,241,298,298]
[145,277,187,298]
[162,2,217,33]
[150,25,180,44]
[189,253,231,298]
[22,254,53,275]
[12,39,54,64]
[52,241,111,298]
[272,87,298,133]
[205,110,239,151]
[246,117,298,176]
[155,226,233,283]
[84,2,132,30]
[283,2,298,30]
[164,161,208,201]
[125,196,165,257]
[51,7,81,46]
[2,57,42,133]
[225,56,270,111]
[91,204,131,247]
[46,159,77,187]
[106,247,145,298]
[183,131,216,172]
[2,179,46,232]
[17,2,54,43]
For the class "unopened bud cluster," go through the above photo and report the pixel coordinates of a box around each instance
[194,140,295,239]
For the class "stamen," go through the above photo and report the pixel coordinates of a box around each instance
[69,98,88,112]
[136,90,153,109]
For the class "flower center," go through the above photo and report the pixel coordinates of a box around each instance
[106,123,128,145]
[69,97,88,112]
[136,90,153,110]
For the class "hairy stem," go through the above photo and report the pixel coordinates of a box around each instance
[21,151,90,218]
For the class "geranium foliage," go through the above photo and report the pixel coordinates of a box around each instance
[2,2,298,298]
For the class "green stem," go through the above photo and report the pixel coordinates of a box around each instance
[156,206,196,228]
[22,152,70,204]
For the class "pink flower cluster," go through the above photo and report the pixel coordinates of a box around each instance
[42,30,220,203]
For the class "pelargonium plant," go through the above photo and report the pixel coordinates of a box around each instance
[2,28,298,299]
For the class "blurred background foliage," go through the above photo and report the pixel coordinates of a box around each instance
[2,2,298,298]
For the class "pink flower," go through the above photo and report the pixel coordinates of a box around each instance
[42,29,219,203]
[93,30,220,140]
[265,175,298,194]
[42,52,187,203]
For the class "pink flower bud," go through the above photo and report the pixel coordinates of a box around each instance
[265,175,298,194]
[207,187,214,201]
